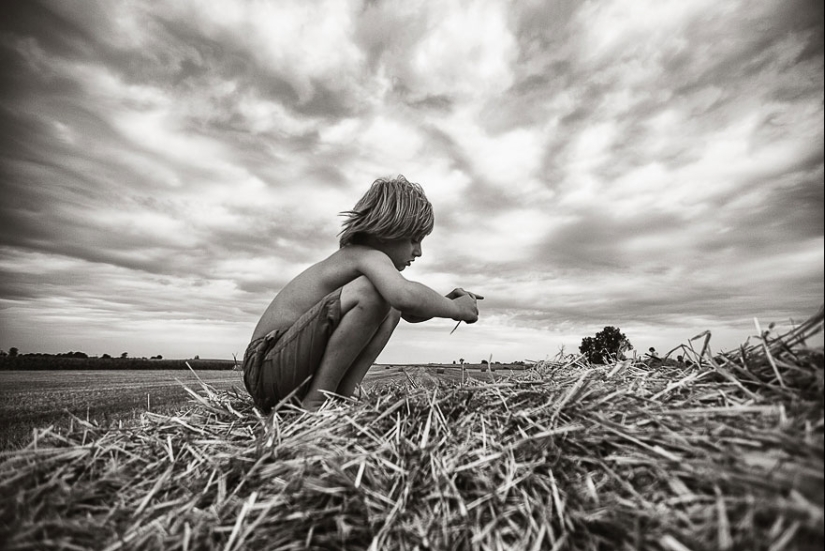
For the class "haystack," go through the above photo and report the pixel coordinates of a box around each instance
[1,308,822,550]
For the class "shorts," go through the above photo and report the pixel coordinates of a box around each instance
[242,288,343,412]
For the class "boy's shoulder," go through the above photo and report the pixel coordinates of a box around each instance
[326,244,406,276]
[325,244,386,266]
[307,245,397,289]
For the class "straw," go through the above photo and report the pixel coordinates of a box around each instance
[1,307,822,550]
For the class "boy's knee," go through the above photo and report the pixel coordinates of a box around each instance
[345,277,390,319]
[380,308,401,333]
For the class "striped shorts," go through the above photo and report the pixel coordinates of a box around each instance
[242,288,342,412]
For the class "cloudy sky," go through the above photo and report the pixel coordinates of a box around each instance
[0,0,822,363]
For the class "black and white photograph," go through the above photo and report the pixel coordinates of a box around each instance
[1,1,822,549]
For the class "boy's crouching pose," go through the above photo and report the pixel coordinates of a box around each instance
[243,175,482,412]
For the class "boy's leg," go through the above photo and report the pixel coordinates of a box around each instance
[302,276,399,410]
[335,307,401,398]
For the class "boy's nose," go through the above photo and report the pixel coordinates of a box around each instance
[413,244,422,257]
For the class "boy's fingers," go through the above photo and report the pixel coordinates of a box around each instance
[451,288,484,300]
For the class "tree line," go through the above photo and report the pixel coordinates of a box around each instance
[0,349,236,371]
[0,349,165,360]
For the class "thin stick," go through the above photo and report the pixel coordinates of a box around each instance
[754,317,786,388]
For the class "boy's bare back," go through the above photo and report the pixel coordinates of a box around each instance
[251,243,422,340]
[251,246,370,340]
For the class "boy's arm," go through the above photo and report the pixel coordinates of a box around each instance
[402,289,484,324]
[401,312,431,323]
[355,250,479,323]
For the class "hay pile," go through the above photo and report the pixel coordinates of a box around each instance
[1,309,822,551]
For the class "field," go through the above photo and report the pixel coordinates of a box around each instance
[0,369,244,449]
[0,364,519,450]
[0,311,822,550]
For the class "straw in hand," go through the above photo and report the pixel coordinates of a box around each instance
[448,289,484,335]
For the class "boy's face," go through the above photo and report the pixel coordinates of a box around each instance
[377,237,423,271]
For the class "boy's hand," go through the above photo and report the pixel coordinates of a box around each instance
[450,290,481,323]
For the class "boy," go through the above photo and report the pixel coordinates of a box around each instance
[242,175,482,412]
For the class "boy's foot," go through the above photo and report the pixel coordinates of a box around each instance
[301,397,324,412]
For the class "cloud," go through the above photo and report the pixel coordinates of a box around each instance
[0,0,821,360]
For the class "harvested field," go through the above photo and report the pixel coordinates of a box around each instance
[0,365,509,450]
[0,309,822,550]
[0,370,243,450]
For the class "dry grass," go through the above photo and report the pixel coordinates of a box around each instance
[1,308,822,550]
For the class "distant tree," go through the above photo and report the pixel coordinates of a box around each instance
[9,347,19,357]
[459,358,464,364]
[120,352,128,359]
[102,353,112,359]
[481,359,488,365]
[194,355,200,360]
[580,326,632,364]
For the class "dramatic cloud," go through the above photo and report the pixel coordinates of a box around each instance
[0,0,822,362]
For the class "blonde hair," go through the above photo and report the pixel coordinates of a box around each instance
[339,175,434,247]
